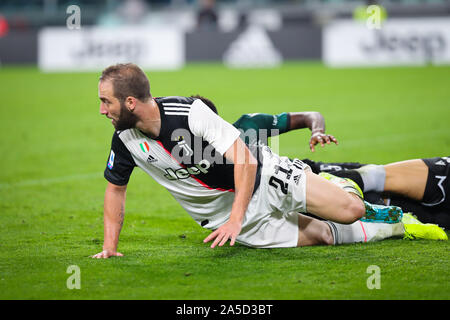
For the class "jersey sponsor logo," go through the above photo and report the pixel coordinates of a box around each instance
[147,154,157,163]
[140,141,150,153]
[164,159,211,180]
[107,150,115,169]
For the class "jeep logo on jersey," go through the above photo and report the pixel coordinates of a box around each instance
[164,159,211,180]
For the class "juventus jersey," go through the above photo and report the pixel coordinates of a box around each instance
[104,96,262,229]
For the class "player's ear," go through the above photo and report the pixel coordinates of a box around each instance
[125,96,137,112]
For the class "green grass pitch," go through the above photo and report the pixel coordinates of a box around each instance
[0,62,449,300]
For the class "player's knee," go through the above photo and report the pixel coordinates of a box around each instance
[297,218,335,247]
[349,197,365,222]
[341,196,365,224]
[321,224,334,245]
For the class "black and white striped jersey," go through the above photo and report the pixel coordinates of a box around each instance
[104,96,262,229]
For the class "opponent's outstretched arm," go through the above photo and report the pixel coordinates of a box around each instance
[288,112,338,152]
[91,182,127,258]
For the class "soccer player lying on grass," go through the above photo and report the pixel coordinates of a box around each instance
[206,100,449,229]
[91,63,446,259]
[319,158,450,229]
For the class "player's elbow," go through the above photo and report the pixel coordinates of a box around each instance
[106,182,128,195]
[307,111,322,118]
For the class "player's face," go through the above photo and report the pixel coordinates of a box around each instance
[99,80,121,126]
[98,80,137,130]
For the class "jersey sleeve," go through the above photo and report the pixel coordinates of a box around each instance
[233,112,290,136]
[104,131,136,186]
[188,99,241,155]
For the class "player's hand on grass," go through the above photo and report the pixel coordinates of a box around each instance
[91,249,123,259]
[310,132,338,152]
[203,220,242,249]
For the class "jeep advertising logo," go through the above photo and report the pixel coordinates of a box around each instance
[73,38,143,62]
[324,18,450,67]
[362,31,446,59]
[38,27,184,72]
[164,159,211,181]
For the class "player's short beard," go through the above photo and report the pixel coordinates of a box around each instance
[114,100,138,131]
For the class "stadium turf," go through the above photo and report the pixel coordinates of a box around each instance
[0,62,449,300]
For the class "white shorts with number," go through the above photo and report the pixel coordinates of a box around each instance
[236,147,311,248]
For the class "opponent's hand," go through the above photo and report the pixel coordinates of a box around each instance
[309,132,338,152]
[203,220,242,249]
[91,249,124,259]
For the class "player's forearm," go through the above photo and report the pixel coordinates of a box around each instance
[224,138,258,224]
[289,112,325,133]
[102,184,127,251]
[229,159,257,224]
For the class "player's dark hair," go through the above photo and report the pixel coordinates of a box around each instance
[100,63,151,103]
[190,95,218,114]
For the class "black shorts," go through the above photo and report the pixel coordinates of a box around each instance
[390,196,450,228]
[304,156,450,228]
[389,156,450,228]
[301,159,366,175]
[421,156,450,209]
